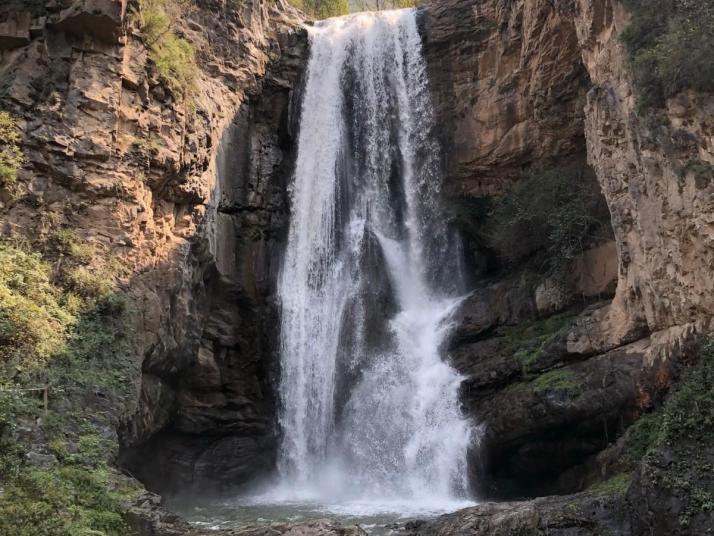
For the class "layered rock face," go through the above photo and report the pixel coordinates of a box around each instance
[419,0,589,197]
[0,0,307,494]
[419,0,714,531]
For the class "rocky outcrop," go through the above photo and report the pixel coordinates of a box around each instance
[424,0,714,351]
[0,0,308,496]
[406,493,627,536]
[119,21,309,493]
[574,1,714,335]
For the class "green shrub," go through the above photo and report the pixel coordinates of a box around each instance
[0,239,140,536]
[52,229,96,264]
[621,0,714,109]
[486,164,612,277]
[0,245,75,367]
[0,111,24,198]
[289,0,349,18]
[138,0,197,97]
[0,466,135,536]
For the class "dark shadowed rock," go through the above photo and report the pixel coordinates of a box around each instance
[404,493,628,536]
[54,0,127,42]
[0,12,31,49]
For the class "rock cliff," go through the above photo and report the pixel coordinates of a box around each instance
[0,0,307,499]
[418,0,714,532]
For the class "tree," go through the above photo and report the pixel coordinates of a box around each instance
[352,0,416,9]
[291,0,349,18]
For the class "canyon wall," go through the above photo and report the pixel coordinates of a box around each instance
[0,0,308,495]
[419,0,714,531]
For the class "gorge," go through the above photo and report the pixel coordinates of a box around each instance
[0,0,713,535]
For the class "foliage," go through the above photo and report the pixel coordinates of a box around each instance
[0,245,75,367]
[618,338,714,466]
[0,111,24,198]
[486,164,612,278]
[138,0,197,97]
[622,412,663,466]
[350,0,417,10]
[621,0,714,109]
[0,239,141,536]
[501,309,580,374]
[657,338,714,444]
[0,464,139,536]
[289,0,349,18]
[531,368,581,396]
[52,229,96,264]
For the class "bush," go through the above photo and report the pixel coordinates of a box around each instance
[0,239,140,536]
[138,0,197,97]
[51,229,96,264]
[0,466,135,536]
[0,245,75,367]
[621,0,714,108]
[0,111,24,198]
[486,164,612,278]
[289,0,349,18]
[350,0,416,10]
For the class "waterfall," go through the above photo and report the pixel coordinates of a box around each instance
[275,9,472,510]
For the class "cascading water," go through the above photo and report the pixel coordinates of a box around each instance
[273,8,473,514]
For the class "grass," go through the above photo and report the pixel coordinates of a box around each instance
[501,309,580,375]
[586,472,631,496]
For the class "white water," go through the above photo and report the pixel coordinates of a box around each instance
[271,8,473,515]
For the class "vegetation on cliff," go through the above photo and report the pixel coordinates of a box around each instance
[136,0,197,98]
[0,238,141,536]
[0,112,24,200]
[289,0,350,18]
[288,0,417,19]
[485,164,612,278]
[622,0,714,108]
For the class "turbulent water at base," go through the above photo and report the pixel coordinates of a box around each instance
[269,8,473,515]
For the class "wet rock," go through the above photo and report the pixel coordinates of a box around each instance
[126,492,193,536]
[404,493,628,536]
[469,340,647,498]
[193,520,368,536]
